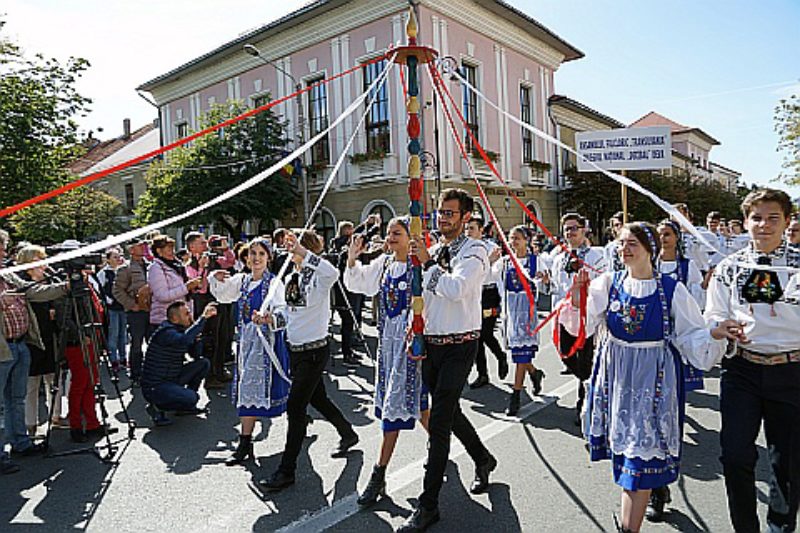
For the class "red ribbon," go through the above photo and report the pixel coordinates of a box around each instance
[0,54,390,218]
[429,67,601,276]
[551,283,588,360]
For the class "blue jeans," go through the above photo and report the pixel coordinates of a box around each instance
[107,309,127,363]
[142,359,210,411]
[0,341,33,455]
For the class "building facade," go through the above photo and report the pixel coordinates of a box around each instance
[137,0,583,243]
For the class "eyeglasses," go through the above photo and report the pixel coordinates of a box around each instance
[563,225,583,233]
[437,209,462,219]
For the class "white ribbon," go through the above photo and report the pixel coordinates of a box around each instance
[255,326,292,385]
[0,56,397,277]
[445,63,724,258]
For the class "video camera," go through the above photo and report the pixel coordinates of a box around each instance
[47,243,104,295]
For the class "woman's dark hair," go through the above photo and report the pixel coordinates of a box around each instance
[386,216,410,235]
[622,222,660,261]
[247,238,273,267]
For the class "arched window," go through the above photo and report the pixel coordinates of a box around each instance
[361,200,396,238]
[313,208,337,251]
[524,200,543,224]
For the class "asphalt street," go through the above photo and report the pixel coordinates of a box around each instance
[1,313,775,532]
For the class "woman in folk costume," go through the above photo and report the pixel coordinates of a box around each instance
[565,222,737,533]
[488,226,546,416]
[209,238,290,466]
[344,217,429,507]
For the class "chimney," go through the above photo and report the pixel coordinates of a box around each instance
[123,118,131,139]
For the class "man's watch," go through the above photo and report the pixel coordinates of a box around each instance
[423,259,437,271]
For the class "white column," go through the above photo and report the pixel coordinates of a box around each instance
[392,14,406,172]
[500,47,512,182]
[494,44,505,179]
[440,18,453,178]
[162,104,171,146]
[340,34,352,184]
[331,37,342,173]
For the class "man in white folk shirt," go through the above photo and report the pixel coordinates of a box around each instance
[705,188,800,533]
[398,189,497,533]
[544,212,606,426]
[257,229,359,492]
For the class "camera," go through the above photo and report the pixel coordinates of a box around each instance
[49,253,104,296]
[354,221,381,242]
[564,255,582,275]
[209,237,224,248]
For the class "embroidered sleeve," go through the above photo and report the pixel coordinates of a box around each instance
[425,266,444,295]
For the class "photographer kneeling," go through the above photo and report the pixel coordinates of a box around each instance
[141,301,216,426]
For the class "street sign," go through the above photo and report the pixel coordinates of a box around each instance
[576,126,672,172]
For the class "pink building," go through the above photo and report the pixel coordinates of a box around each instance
[138,0,583,241]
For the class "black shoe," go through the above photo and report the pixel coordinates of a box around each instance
[257,470,295,492]
[396,506,440,532]
[70,429,89,443]
[1,458,20,475]
[498,359,509,380]
[357,464,387,506]
[226,435,253,466]
[469,375,489,389]
[530,368,545,395]
[174,406,209,416]
[613,513,635,533]
[342,355,360,368]
[331,432,359,458]
[470,454,497,494]
[17,442,47,457]
[506,390,521,416]
[146,403,173,427]
[646,486,671,522]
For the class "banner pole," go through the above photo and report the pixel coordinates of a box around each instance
[621,169,628,223]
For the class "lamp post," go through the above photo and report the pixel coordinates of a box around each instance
[244,43,310,221]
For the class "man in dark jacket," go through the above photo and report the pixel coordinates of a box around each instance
[141,300,215,426]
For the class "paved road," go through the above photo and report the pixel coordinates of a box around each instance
[1,316,775,532]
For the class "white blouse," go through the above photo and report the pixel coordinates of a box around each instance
[208,272,287,330]
[344,255,406,297]
[560,272,726,371]
[659,258,705,308]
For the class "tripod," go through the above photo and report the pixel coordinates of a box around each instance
[44,271,136,463]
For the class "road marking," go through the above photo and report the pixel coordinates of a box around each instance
[276,379,579,532]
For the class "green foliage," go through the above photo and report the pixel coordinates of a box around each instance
[10,188,123,244]
[349,149,387,164]
[134,100,295,237]
[562,168,747,240]
[528,160,552,172]
[0,18,92,219]
[775,93,800,185]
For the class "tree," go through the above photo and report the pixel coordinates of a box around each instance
[0,18,92,219]
[561,167,745,240]
[135,101,296,237]
[775,93,799,185]
[10,188,124,244]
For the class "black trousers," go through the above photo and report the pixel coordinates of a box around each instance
[475,315,506,378]
[278,342,355,475]
[336,308,354,358]
[558,325,595,407]
[720,356,800,533]
[419,339,491,510]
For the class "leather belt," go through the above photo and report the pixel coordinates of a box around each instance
[288,338,328,352]
[424,330,480,346]
[737,347,800,366]
[5,335,25,344]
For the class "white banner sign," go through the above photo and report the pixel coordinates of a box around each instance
[576,126,672,172]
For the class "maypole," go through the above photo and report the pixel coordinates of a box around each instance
[393,8,437,360]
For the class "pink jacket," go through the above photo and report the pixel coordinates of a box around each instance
[147,258,191,325]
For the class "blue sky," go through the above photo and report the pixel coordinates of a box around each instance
[5,0,798,195]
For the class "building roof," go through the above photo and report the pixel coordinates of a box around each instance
[68,123,158,176]
[548,94,624,128]
[709,161,741,176]
[630,111,720,146]
[138,0,583,92]
[80,128,161,177]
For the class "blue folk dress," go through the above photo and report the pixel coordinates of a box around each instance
[499,254,540,364]
[233,274,291,418]
[586,272,685,490]
[660,257,704,391]
[374,260,428,432]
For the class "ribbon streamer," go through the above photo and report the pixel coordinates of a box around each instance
[0,54,389,218]
[447,64,724,258]
[0,57,396,277]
